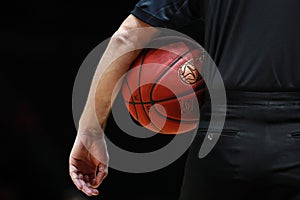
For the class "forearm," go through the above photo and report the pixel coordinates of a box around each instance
[78,15,158,135]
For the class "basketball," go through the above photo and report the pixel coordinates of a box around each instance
[121,37,206,134]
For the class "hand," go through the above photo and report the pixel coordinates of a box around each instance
[69,130,109,196]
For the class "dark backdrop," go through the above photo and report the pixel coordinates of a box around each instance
[0,1,204,200]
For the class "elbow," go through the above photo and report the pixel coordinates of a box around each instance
[110,16,158,49]
[111,26,150,51]
[111,29,136,48]
[102,15,158,66]
[107,30,142,62]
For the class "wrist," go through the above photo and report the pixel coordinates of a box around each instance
[77,122,105,138]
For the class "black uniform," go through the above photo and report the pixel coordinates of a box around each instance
[131,0,300,199]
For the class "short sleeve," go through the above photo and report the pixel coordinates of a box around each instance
[130,0,206,30]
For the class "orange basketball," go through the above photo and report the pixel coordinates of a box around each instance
[122,38,206,134]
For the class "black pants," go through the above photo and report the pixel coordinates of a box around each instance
[179,91,300,200]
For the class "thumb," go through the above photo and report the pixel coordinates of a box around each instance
[93,164,108,188]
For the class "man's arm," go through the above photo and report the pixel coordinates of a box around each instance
[79,14,158,134]
[69,14,158,196]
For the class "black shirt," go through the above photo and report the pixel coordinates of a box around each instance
[131,0,300,91]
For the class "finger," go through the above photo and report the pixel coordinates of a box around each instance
[70,165,78,173]
[89,188,99,196]
[70,171,78,180]
[80,180,99,196]
[69,165,79,180]
[84,175,98,189]
[74,178,83,190]
[70,171,83,190]
[94,169,108,187]
[91,178,97,187]
[74,174,98,196]
[71,174,83,190]
[86,182,99,195]
[69,164,101,196]
[84,175,90,182]
[78,179,92,196]
[83,187,99,196]
[78,173,84,180]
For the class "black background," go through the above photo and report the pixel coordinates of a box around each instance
[0,1,204,200]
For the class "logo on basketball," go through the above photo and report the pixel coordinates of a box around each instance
[178,59,200,85]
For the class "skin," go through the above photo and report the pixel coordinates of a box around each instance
[69,14,158,196]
